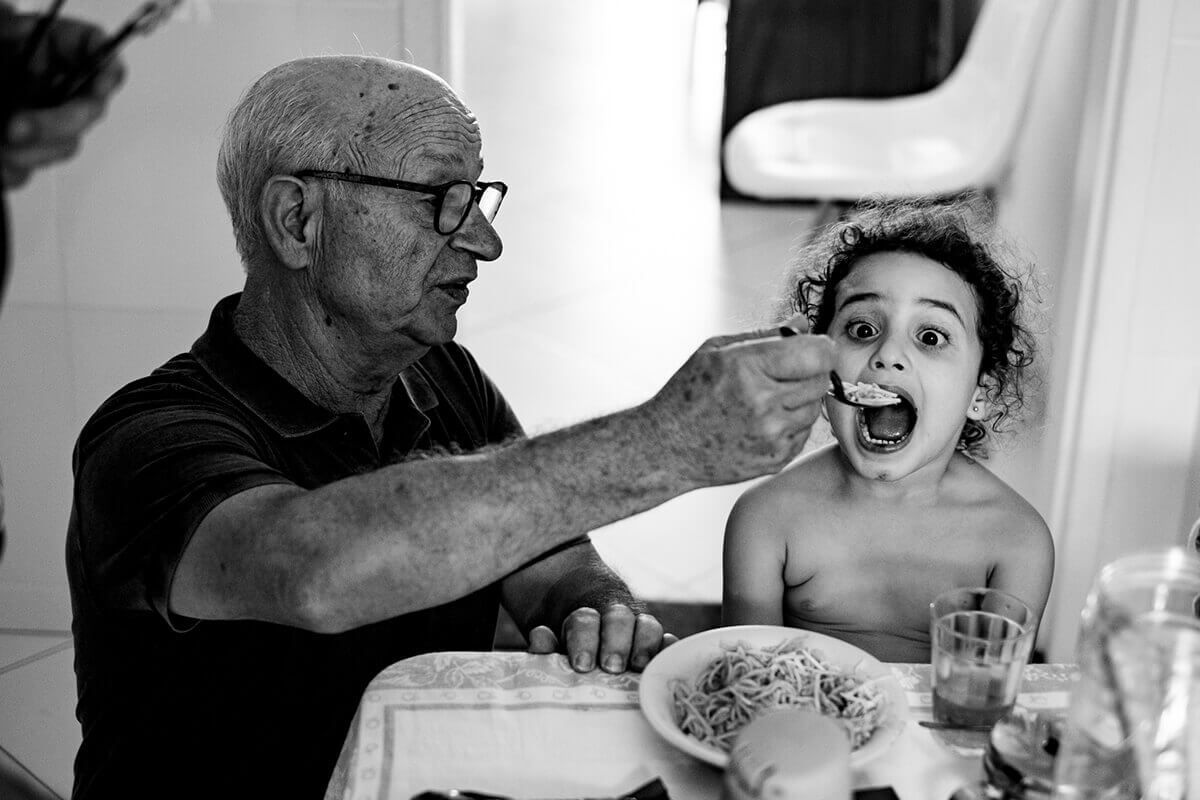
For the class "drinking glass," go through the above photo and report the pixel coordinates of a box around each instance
[1051,548,1200,800]
[930,587,1037,755]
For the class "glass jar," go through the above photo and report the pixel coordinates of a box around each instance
[1051,548,1200,800]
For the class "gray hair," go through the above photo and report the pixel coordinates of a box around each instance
[216,60,350,271]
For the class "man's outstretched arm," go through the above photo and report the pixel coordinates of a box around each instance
[169,325,834,633]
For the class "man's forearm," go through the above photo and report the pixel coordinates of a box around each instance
[231,404,697,632]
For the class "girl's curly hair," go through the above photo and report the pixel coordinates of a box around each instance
[785,193,1039,458]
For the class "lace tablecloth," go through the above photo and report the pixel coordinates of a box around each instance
[325,652,1078,800]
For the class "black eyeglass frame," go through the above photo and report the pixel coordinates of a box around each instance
[295,169,508,235]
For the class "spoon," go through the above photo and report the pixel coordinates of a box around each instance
[827,370,902,408]
[410,792,647,800]
[917,719,995,733]
[410,777,667,800]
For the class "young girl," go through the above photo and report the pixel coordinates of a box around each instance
[723,195,1053,662]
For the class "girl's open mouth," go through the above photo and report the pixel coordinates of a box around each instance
[855,391,917,453]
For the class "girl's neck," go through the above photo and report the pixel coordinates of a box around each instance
[833,445,962,505]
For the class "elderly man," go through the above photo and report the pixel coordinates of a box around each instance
[66,56,833,799]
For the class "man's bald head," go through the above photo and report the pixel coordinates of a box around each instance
[216,56,478,271]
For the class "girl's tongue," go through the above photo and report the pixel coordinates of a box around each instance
[862,400,917,442]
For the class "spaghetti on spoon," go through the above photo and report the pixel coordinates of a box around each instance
[827,370,901,408]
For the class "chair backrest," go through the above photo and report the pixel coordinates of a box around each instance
[937,0,1059,135]
[1187,515,1200,555]
[721,0,1061,200]
[893,0,1059,191]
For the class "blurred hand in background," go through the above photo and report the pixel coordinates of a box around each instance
[1,2,125,189]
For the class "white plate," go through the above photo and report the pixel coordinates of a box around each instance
[638,625,909,769]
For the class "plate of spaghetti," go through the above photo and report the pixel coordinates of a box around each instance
[638,625,908,769]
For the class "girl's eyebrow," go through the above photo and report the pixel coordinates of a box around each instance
[917,298,967,328]
[835,291,880,313]
[837,292,967,328]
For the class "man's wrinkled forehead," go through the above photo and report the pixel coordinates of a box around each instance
[371,98,483,180]
[332,60,481,178]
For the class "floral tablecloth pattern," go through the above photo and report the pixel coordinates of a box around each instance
[326,653,1079,800]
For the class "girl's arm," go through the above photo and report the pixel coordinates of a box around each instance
[722,492,787,626]
[988,513,1055,634]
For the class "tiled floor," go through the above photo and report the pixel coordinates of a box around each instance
[0,632,76,797]
[0,1,823,794]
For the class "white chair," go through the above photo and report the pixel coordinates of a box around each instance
[722,0,1059,201]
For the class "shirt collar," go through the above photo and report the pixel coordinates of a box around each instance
[191,293,439,438]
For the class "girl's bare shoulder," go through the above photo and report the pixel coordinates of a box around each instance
[744,443,842,502]
[728,444,842,536]
[947,453,1050,538]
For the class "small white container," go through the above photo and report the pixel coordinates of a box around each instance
[721,709,853,800]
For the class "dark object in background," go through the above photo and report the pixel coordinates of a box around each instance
[719,0,982,200]
[1,177,8,308]
[854,788,902,800]
[410,777,670,799]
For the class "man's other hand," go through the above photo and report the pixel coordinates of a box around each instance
[2,9,126,188]
[525,603,678,673]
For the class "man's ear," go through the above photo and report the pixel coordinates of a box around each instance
[260,175,320,271]
[966,382,992,421]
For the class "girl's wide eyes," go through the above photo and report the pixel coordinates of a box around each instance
[843,318,952,347]
[847,321,877,339]
[918,328,947,347]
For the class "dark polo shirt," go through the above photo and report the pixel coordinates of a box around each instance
[66,293,522,800]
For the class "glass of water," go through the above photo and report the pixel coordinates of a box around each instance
[930,587,1037,756]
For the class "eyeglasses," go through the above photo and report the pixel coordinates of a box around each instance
[295,169,508,235]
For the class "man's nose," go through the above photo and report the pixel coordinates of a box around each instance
[449,206,503,262]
